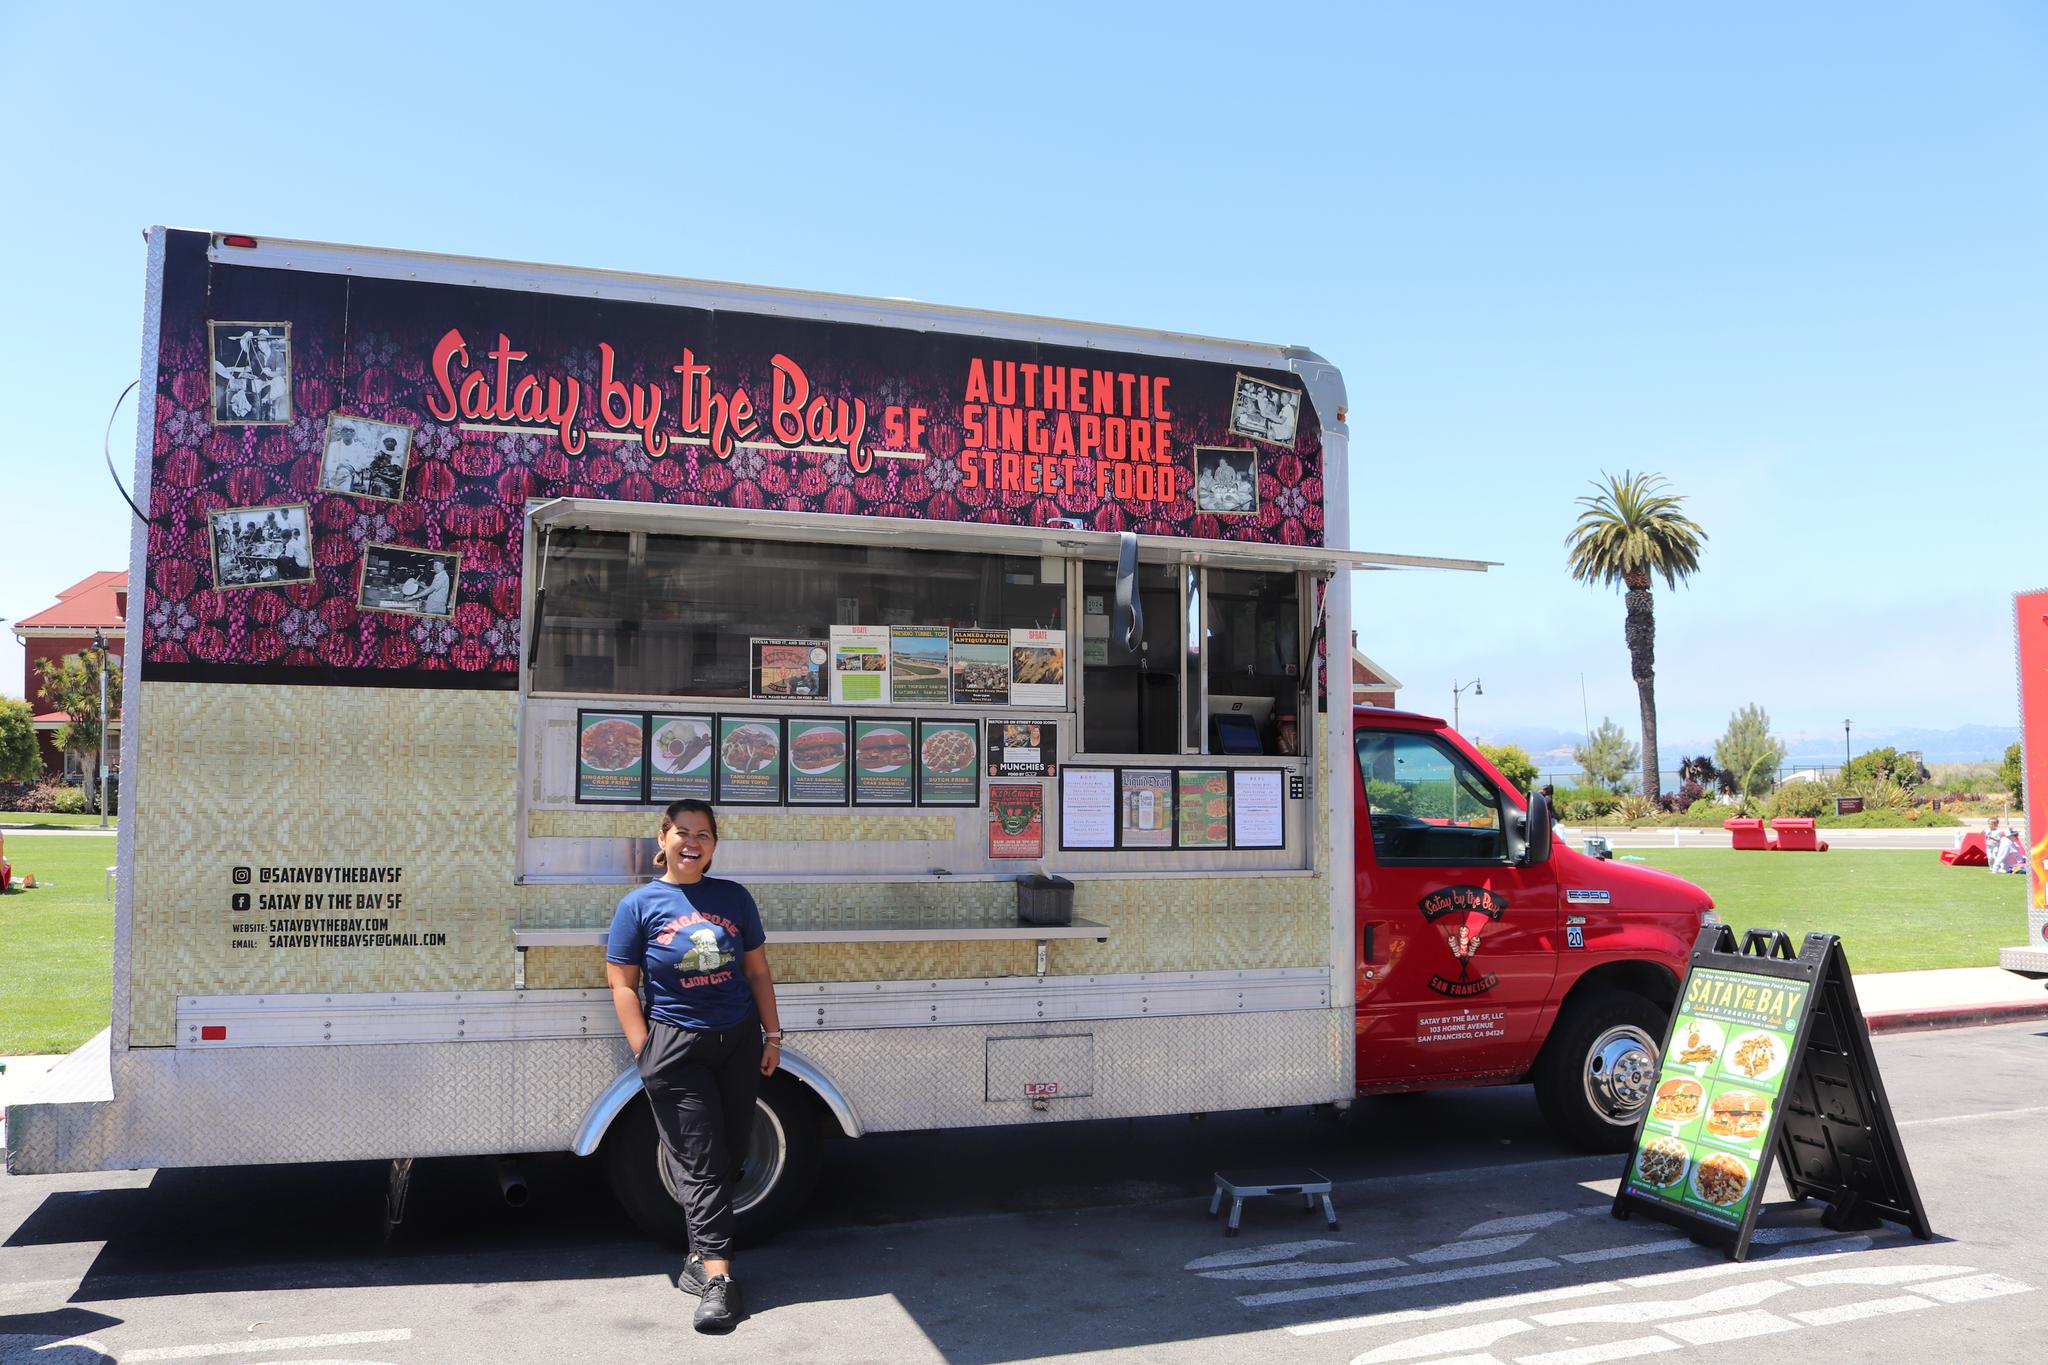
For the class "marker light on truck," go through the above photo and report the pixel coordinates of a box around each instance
[219,235,258,249]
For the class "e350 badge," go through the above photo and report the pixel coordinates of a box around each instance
[1419,885,1507,997]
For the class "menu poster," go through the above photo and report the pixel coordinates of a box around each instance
[1627,966,1810,1231]
[988,720,1057,777]
[950,629,1012,705]
[647,714,716,803]
[785,718,851,805]
[576,710,646,804]
[1009,628,1067,707]
[988,783,1045,859]
[890,627,951,703]
[1177,769,1232,849]
[917,719,981,805]
[1119,768,1174,849]
[1232,769,1285,848]
[1059,767,1117,850]
[829,625,891,705]
[751,638,828,701]
[716,716,785,803]
[851,719,915,805]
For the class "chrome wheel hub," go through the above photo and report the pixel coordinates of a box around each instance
[1584,1025,1658,1124]
[657,1096,790,1215]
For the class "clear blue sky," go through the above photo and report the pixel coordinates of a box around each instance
[3,3,2042,760]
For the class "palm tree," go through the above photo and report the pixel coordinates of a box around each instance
[1565,472,1707,801]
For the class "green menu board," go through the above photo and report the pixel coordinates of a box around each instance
[576,710,645,804]
[1614,926,1932,1261]
[1627,966,1807,1231]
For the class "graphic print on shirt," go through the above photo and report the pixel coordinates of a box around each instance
[653,914,736,978]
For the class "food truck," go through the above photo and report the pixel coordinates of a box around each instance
[6,230,1711,1241]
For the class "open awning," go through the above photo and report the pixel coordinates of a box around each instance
[526,498,1493,577]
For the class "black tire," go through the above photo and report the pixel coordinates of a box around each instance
[1533,989,1667,1152]
[603,1073,823,1249]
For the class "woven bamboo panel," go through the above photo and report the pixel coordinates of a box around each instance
[125,682,1338,1044]
[529,809,956,842]
[128,683,522,1044]
[523,947,605,990]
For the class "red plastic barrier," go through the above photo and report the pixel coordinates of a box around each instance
[1940,831,1988,866]
[1772,817,1827,852]
[1724,817,1774,851]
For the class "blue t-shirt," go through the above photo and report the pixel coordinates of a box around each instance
[606,877,766,1032]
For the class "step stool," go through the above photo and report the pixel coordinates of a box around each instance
[1209,1167,1338,1237]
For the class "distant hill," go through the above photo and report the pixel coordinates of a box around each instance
[1472,722,2019,774]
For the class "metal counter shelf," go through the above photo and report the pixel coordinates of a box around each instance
[514,918,1109,947]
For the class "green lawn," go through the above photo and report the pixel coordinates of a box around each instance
[0,814,120,831]
[0,833,116,1055]
[1632,848,2028,973]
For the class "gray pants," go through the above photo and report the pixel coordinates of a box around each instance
[638,1018,763,1261]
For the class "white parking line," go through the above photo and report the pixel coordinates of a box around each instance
[1184,1239,1354,1271]
[1350,1316,1535,1362]
[1790,1292,1937,1325]
[1912,1272,2034,1303]
[1413,1236,1543,1264]
[123,1330,412,1361]
[1896,1104,2048,1128]
[1202,1254,1406,1282]
[1516,1337,1681,1365]
[1658,1308,1798,1344]
[1239,1257,1560,1308]
[1559,1238,1698,1264]
[1292,1282,1621,1337]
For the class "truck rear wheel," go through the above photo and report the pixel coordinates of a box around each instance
[1533,990,1666,1152]
[603,1074,823,1248]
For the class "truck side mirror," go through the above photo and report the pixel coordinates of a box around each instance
[1517,789,1554,867]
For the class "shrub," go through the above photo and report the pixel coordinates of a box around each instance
[1770,782,1828,819]
[2,780,74,813]
[1615,794,1661,825]
[1846,747,1926,792]
[1557,784,1619,817]
[1854,776,1914,812]
[2002,742,2025,809]
[50,785,88,814]
[1688,797,1721,817]
[1477,742,1540,794]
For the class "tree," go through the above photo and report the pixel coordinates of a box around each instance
[1677,753,1736,796]
[1574,717,1640,793]
[33,650,122,813]
[1565,471,1707,801]
[1845,746,1926,793]
[2000,741,2025,809]
[1478,742,1540,795]
[0,698,42,783]
[1714,704,1788,799]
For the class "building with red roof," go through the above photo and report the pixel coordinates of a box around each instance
[10,571,126,779]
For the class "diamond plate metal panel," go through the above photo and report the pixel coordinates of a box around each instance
[6,1036,628,1174]
[795,1008,1349,1132]
[986,1034,1094,1101]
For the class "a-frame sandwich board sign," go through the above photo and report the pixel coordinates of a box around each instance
[1613,925,1933,1261]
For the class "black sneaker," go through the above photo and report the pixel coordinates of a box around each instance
[676,1252,707,1297]
[693,1274,742,1332]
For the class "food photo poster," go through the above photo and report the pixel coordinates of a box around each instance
[577,711,645,804]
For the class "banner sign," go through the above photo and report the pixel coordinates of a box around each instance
[1615,926,1931,1260]
[2018,590,2047,923]
[138,231,1325,688]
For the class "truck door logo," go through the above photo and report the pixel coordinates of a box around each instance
[1419,885,1504,997]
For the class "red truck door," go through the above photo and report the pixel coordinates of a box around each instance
[1353,722,1559,1085]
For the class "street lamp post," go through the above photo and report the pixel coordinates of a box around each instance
[1843,719,1852,776]
[1452,677,1482,732]
[94,629,110,829]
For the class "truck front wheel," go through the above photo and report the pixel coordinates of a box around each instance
[603,1074,824,1248]
[1533,990,1666,1152]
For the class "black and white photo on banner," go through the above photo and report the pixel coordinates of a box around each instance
[207,504,314,589]
[358,543,459,618]
[318,415,413,501]
[1193,446,1259,515]
[1227,372,1301,446]
[207,321,292,425]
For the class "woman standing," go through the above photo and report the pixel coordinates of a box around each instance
[606,799,784,1333]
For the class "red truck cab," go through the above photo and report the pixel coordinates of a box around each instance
[1351,706,1714,1150]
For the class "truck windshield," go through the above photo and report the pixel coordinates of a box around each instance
[1355,729,1506,864]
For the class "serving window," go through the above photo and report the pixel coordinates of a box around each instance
[532,529,1065,700]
